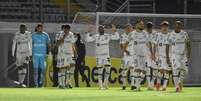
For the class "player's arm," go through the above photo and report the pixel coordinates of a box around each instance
[110,24,120,40]
[85,26,95,42]
[12,33,17,57]
[185,33,191,60]
[72,43,77,58]
[166,44,170,65]
[46,33,51,53]
[28,32,32,57]
[123,42,130,55]
[55,32,63,47]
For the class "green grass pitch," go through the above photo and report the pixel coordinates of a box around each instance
[0,87,201,101]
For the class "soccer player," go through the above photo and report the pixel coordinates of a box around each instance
[145,22,158,90]
[128,20,148,91]
[85,25,119,90]
[119,24,135,90]
[169,21,191,92]
[155,21,171,91]
[12,24,32,87]
[32,24,51,87]
[56,24,77,89]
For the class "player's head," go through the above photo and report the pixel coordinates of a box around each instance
[160,21,169,33]
[146,22,153,33]
[75,32,81,42]
[174,20,183,33]
[124,24,133,34]
[135,19,144,31]
[98,25,104,35]
[63,24,71,33]
[36,24,43,33]
[19,24,26,34]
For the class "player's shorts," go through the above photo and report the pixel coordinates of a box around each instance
[16,52,29,66]
[158,55,170,70]
[171,54,188,72]
[121,55,134,69]
[146,56,159,70]
[96,55,111,67]
[33,55,46,69]
[57,53,75,68]
[134,55,146,71]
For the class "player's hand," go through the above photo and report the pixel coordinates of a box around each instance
[111,24,117,33]
[125,50,130,56]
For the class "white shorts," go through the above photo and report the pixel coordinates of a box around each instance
[16,52,29,66]
[96,55,111,67]
[57,53,75,68]
[121,55,134,69]
[171,54,188,71]
[134,55,146,70]
[158,56,170,70]
[146,56,159,69]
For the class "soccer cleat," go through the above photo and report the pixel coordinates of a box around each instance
[176,86,180,92]
[122,86,126,90]
[134,87,141,92]
[131,86,136,90]
[156,83,160,91]
[68,84,73,89]
[99,87,105,90]
[58,85,65,89]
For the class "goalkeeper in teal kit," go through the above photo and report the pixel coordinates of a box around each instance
[32,24,50,87]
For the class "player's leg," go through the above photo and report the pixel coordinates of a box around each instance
[120,58,127,90]
[66,63,75,88]
[33,56,39,87]
[96,57,104,89]
[145,66,152,90]
[146,57,152,90]
[39,56,46,87]
[130,66,136,90]
[16,53,26,86]
[162,70,169,91]
[103,57,111,89]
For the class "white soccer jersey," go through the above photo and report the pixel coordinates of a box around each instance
[120,31,134,56]
[12,31,32,57]
[56,31,76,55]
[155,32,170,57]
[85,32,119,57]
[129,30,149,57]
[169,30,188,55]
[146,31,159,68]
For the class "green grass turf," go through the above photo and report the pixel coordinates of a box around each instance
[0,87,201,101]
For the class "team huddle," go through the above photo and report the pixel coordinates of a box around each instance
[11,19,190,93]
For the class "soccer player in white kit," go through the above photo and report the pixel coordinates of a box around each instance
[119,24,134,90]
[12,24,32,87]
[155,21,171,91]
[128,20,149,91]
[169,21,191,92]
[145,22,158,90]
[56,24,77,89]
[85,25,119,90]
